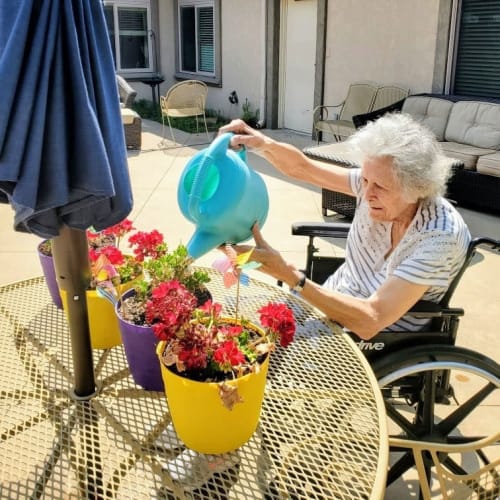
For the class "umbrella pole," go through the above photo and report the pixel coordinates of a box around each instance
[52,226,97,399]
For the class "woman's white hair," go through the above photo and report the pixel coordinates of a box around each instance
[348,112,451,201]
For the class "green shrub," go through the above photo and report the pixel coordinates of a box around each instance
[132,99,229,133]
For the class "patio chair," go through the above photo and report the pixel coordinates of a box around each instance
[313,81,378,143]
[390,433,500,499]
[116,74,137,108]
[370,83,409,112]
[160,80,209,143]
[288,223,500,496]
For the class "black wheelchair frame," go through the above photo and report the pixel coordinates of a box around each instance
[291,221,500,496]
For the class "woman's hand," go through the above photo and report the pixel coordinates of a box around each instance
[218,119,270,153]
[223,222,299,286]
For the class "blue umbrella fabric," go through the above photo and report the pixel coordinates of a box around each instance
[0,0,133,237]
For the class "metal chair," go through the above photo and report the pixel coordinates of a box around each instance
[290,221,500,497]
[159,80,209,143]
[370,84,410,113]
[313,81,378,143]
[390,433,500,499]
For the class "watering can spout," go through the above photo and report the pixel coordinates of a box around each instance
[187,230,226,260]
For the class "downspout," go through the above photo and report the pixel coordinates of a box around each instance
[256,0,267,129]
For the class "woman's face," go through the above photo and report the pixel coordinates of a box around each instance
[361,156,417,223]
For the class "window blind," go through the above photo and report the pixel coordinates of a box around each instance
[454,0,500,98]
[198,7,214,73]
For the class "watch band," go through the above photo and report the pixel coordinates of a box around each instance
[290,272,306,293]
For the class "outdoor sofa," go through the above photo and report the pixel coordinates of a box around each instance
[310,93,500,216]
[399,94,500,213]
[116,74,142,150]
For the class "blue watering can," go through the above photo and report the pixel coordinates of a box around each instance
[178,133,269,259]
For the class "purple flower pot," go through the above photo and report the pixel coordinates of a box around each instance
[37,242,63,309]
[116,291,164,392]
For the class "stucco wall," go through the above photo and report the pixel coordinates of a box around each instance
[151,0,263,122]
[212,1,263,121]
[324,0,442,105]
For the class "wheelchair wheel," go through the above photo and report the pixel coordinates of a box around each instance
[372,344,500,496]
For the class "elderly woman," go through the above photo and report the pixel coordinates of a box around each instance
[218,113,471,340]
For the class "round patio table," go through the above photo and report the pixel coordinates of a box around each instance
[0,268,388,499]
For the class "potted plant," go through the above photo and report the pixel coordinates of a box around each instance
[37,219,140,349]
[241,98,259,128]
[153,252,296,454]
[37,239,62,309]
[114,230,211,391]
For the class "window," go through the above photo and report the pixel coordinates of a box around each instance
[103,1,153,74]
[452,0,500,99]
[176,0,221,84]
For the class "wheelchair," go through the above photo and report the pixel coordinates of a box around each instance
[291,221,500,498]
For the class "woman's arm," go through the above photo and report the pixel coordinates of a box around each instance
[231,224,429,340]
[218,120,353,196]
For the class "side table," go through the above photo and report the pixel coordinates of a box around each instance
[303,142,360,218]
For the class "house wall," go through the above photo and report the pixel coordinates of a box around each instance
[138,0,450,129]
[213,0,263,121]
[147,0,263,122]
[323,0,442,105]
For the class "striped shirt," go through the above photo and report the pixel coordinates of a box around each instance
[323,168,471,332]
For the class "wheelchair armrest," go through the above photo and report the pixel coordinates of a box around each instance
[407,300,464,319]
[292,221,351,239]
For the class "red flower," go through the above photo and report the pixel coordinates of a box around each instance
[102,218,135,239]
[99,245,124,266]
[128,230,166,262]
[213,340,246,370]
[224,325,244,338]
[198,300,222,318]
[146,281,197,341]
[151,278,296,385]
[258,302,296,347]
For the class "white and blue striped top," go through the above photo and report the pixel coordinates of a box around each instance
[323,169,471,332]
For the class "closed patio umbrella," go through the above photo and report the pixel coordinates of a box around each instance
[0,0,133,397]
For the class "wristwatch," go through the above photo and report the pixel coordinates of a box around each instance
[290,272,306,293]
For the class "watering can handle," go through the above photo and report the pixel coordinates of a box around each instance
[188,133,246,217]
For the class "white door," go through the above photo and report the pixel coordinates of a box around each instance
[280,0,317,133]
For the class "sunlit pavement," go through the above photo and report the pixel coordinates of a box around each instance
[0,118,498,498]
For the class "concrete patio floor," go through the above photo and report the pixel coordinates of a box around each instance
[0,119,498,498]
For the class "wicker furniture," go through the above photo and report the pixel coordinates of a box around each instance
[303,142,359,217]
[116,74,137,108]
[303,141,462,218]
[116,75,141,149]
[121,108,142,150]
[401,94,500,213]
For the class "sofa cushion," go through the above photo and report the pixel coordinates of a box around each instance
[121,108,140,125]
[439,141,496,171]
[402,96,453,141]
[476,152,500,178]
[444,101,500,149]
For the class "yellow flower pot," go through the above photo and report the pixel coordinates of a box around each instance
[157,341,269,454]
[60,282,133,350]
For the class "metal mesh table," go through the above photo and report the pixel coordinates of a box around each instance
[0,269,387,499]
